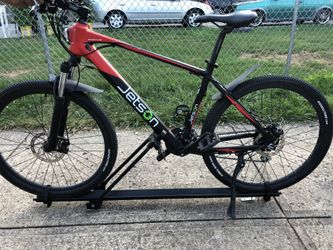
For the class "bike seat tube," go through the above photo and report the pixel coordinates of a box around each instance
[183,28,232,138]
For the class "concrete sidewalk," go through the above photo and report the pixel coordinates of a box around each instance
[0,130,332,249]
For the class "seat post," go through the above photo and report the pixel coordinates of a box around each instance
[206,27,233,75]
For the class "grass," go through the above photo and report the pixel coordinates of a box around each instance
[0,24,332,128]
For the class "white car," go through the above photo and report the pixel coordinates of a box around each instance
[91,0,214,29]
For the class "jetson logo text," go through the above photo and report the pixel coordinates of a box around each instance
[117,85,159,128]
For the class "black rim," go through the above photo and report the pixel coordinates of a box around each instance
[208,84,324,188]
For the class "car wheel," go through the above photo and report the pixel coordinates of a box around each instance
[315,8,331,24]
[107,11,126,29]
[183,9,203,28]
[251,10,265,27]
[213,8,224,14]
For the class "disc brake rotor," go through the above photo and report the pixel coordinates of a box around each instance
[30,133,65,162]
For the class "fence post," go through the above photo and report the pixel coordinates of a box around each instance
[36,12,55,81]
[285,0,301,75]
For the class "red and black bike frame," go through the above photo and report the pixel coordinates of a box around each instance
[52,21,266,154]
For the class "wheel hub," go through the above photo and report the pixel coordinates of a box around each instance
[30,133,65,162]
[189,13,200,27]
[254,124,285,160]
[110,14,123,28]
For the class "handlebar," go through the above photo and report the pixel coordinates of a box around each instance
[33,0,91,22]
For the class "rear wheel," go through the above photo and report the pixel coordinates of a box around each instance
[202,76,332,192]
[0,81,118,197]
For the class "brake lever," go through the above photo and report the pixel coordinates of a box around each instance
[29,5,39,18]
[30,0,91,22]
[29,0,49,17]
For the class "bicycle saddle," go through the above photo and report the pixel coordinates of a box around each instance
[195,10,258,28]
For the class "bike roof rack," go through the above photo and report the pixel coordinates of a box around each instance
[34,134,281,219]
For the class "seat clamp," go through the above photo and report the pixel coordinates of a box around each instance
[205,59,219,68]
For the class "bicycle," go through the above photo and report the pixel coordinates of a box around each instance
[0,0,332,214]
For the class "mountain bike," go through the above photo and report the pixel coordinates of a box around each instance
[0,1,332,208]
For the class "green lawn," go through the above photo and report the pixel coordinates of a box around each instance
[0,24,332,127]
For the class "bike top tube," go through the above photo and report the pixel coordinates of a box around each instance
[67,23,206,78]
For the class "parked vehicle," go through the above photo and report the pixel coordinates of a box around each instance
[233,0,333,26]
[91,0,214,29]
[204,0,247,13]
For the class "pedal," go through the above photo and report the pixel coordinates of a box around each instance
[198,133,220,152]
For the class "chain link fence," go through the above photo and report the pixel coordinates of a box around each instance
[0,0,332,126]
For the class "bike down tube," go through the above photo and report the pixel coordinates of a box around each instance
[67,23,209,151]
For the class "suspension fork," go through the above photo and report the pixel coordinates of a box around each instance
[44,60,74,152]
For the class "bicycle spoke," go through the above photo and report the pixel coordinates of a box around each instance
[42,162,51,185]
[70,144,104,159]
[24,158,39,179]
[281,150,307,162]
[57,160,69,186]
[278,154,287,176]
[61,157,84,182]
[50,162,60,187]
[33,160,44,183]
[69,134,102,140]
[30,95,48,134]
[5,146,29,161]
[279,152,294,172]
[285,127,319,138]
[18,157,39,173]
[65,154,91,178]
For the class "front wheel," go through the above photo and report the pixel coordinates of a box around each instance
[0,81,118,197]
[202,76,332,192]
